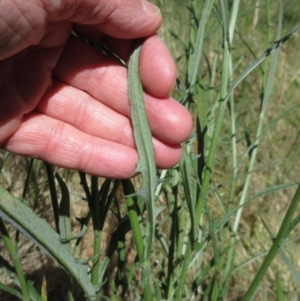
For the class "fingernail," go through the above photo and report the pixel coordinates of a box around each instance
[141,0,161,16]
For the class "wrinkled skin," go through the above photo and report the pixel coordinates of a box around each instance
[0,0,192,178]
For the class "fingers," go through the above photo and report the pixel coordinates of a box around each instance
[54,34,176,101]
[36,80,192,146]
[36,81,136,148]
[0,0,191,178]
[0,0,161,59]
[53,35,192,144]
[44,0,162,38]
[139,35,176,97]
[2,113,182,178]
[0,1,47,59]
[101,34,177,97]
[143,94,192,144]
[70,30,176,97]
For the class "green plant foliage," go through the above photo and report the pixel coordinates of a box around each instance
[0,184,99,300]
[1,0,300,300]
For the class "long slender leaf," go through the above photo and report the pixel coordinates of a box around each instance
[0,282,23,300]
[0,184,99,300]
[56,173,71,242]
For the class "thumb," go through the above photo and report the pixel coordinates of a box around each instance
[46,0,162,38]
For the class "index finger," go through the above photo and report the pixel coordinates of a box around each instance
[46,0,162,38]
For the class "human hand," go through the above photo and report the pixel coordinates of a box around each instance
[0,0,192,178]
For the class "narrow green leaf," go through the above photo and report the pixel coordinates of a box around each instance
[59,225,87,243]
[275,274,286,301]
[285,213,300,240]
[261,216,300,287]
[279,248,300,287]
[0,218,30,300]
[122,179,144,260]
[226,24,300,102]
[27,280,43,301]
[44,163,59,233]
[0,255,16,275]
[128,39,159,264]
[188,0,214,88]
[0,184,99,300]
[216,182,297,230]
[56,173,71,242]
[242,184,300,301]
[180,151,197,242]
[0,282,23,300]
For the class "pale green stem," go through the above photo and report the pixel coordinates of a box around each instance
[91,176,101,286]
[222,0,240,284]
[232,0,281,235]
[0,219,30,301]
[242,183,300,301]
[195,0,231,229]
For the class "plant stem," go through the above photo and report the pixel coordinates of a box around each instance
[126,195,144,260]
[44,162,59,233]
[221,0,240,286]
[242,183,300,301]
[91,176,101,286]
[195,0,231,227]
[166,184,178,299]
[15,159,35,246]
[0,218,30,301]
[122,179,153,301]
[232,0,282,241]
[174,239,192,301]
[122,180,144,260]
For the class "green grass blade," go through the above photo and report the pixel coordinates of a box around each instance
[261,215,300,287]
[0,218,30,301]
[128,39,159,265]
[195,0,232,227]
[27,280,43,301]
[226,24,300,102]
[187,0,214,88]
[274,273,286,301]
[242,183,300,301]
[216,182,297,230]
[180,151,197,241]
[232,0,283,245]
[122,179,144,260]
[0,282,23,300]
[56,173,72,242]
[44,163,59,233]
[0,184,99,299]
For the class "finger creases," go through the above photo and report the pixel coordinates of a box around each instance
[2,113,183,178]
[43,0,162,38]
[37,80,136,148]
[53,36,192,144]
